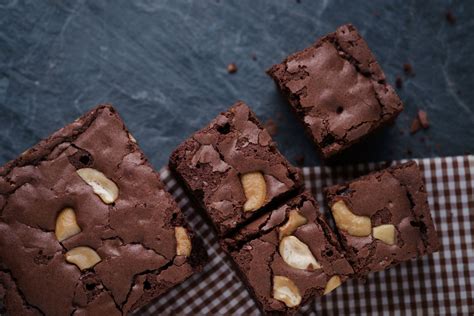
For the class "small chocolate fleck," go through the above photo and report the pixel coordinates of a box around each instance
[395,76,403,89]
[251,53,257,61]
[264,119,278,136]
[403,63,414,76]
[294,155,305,167]
[406,148,413,156]
[418,110,429,129]
[410,117,421,135]
[445,10,456,25]
[227,63,238,74]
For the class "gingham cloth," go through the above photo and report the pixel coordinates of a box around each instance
[137,155,474,315]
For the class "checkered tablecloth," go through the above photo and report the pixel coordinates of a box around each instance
[137,155,474,315]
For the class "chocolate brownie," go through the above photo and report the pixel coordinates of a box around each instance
[324,161,439,277]
[169,101,303,237]
[222,192,353,315]
[267,24,403,158]
[0,105,207,315]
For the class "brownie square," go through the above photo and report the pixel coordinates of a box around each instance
[324,161,439,277]
[169,101,303,237]
[267,24,403,158]
[222,192,353,315]
[0,105,207,315]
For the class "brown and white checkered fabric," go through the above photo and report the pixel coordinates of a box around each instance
[137,155,474,315]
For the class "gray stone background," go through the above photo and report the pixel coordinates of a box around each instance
[1,0,473,169]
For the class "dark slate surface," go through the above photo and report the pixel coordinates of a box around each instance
[1,0,473,170]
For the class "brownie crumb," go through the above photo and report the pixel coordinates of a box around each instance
[406,148,413,156]
[403,63,414,76]
[294,154,305,167]
[251,53,257,61]
[263,119,278,136]
[227,63,238,74]
[410,110,429,134]
[395,76,403,89]
[445,10,456,25]
[418,110,429,129]
[410,117,422,134]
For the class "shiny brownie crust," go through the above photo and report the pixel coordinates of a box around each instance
[267,24,403,158]
[324,161,439,277]
[0,105,207,315]
[169,101,302,237]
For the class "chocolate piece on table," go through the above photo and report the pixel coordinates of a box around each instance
[267,24,403,158]
[0,105,207,315]
[324,161,439,277]
[417,110,429,129]
[227,63,238,74]
[169,101,303,237]
[222,192,353,315]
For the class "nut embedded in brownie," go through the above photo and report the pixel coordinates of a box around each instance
[267,24,403,158]
[324,161,439,277]
[169,101,303,237]
[0,105,207,315]
[221,192,353,315]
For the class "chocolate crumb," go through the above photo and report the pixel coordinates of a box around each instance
[445,10,456,25]
[264,119,278,136]
[251,53,257,61]
[395,76,403,89]
[406,148,413,156]
[403,63,414,76]
[410,110,429,134]
[294,155,305,167]
[227,63,238,74]
[410,117,422,134]
[418,110,429,129]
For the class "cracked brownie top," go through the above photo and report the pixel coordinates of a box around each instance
[222,192,353,315]
[0,105,207,316]
[169,101,303,237]
[324,161,439,277]
[267,24,403,158]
